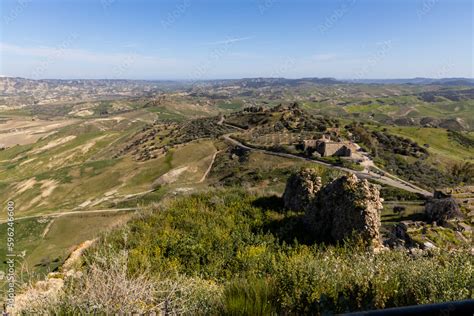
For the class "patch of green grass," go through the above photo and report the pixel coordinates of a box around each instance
[386,126,473,163]
[218,101,243,111]
[381,201,425,226]
[0,218,49,280]
[79,159,118,177]
[147,106,185,121]
[223,278,276,316]
[345,103,383,113]
[0,212,132,283]
[112,187,168,208]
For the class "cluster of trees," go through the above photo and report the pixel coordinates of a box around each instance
[169,117,234,145]
[348,123,428,159]
[346,123,468,188]
[448,130,474,148]
[450,161,474,184]
[277,104,338,133]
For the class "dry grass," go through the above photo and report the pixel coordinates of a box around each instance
[14,246,223,315]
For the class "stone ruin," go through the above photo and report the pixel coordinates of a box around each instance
[282,168,321,212]
[283,169,383,247]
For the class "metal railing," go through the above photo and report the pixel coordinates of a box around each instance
[343,299,474,316]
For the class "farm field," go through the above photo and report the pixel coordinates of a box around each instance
[0,117,77,147]
[0,135,218,220]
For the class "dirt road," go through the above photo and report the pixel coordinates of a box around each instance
[199,150,223,183]
[0,207,139,224]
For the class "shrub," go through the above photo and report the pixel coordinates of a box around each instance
[273,245,473,314]
[60,249,162,314]
[222,278,276,316]
[18,248,223,315]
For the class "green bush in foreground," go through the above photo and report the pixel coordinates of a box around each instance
[223,278,276,316]
[65,189,473,314]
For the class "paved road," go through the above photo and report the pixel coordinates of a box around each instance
[222,135,432,196]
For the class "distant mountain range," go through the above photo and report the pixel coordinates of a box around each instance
[346,78,474,86]
[1,76,473,91]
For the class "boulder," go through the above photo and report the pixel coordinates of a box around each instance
[282,168,321,212]
[425,197,462,224]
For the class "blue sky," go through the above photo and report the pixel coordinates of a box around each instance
[0,0,472,79]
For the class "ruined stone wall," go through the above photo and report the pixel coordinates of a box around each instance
[306,174,382,246]
[283,168,321,212]
[283,170,383,247]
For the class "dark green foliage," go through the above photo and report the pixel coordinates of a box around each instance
[380,185,423,201]
[450,161,474,184]
[448,130,474,148]
[95,102,110,116]
[379,154,449,189]
[109,189,278,279]
[225,112,271,129]
[348,123,428,159]
[346,123,460,189]
[222,278,276,316]
[169,117,235,145]
[273,245,472,314]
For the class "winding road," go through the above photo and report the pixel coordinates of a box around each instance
[4,120,431,224]
[222,134,432,196]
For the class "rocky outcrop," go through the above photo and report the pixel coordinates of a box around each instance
[305,174,383,246]
[9,239,96,314]
[434,186,474,213]
[425,197,462,224]
[282,168,321,212]
[283,170,383,246]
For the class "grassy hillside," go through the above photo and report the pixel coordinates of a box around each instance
[385,127,474,164]
[0,212,132,281]
[1,83,473,313]
[0,116,219,219]
[0,112,223,284]
[30,189,472,315]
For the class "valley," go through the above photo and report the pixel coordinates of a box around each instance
[0,77,472,313]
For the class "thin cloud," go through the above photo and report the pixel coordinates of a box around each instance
[0,42,176,66]
[203,36,254,45]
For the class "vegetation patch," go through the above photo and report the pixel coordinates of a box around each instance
[60,189,474,315]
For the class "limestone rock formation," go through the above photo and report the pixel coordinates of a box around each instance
[282,168,322,212]
[425,197,462,224]
[305,174,383,246]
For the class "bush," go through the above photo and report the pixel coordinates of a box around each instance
[222,278,276,315]
[273,245,473,314]
[17,248,223,315]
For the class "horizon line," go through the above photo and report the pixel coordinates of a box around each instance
[1,76,473,81]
